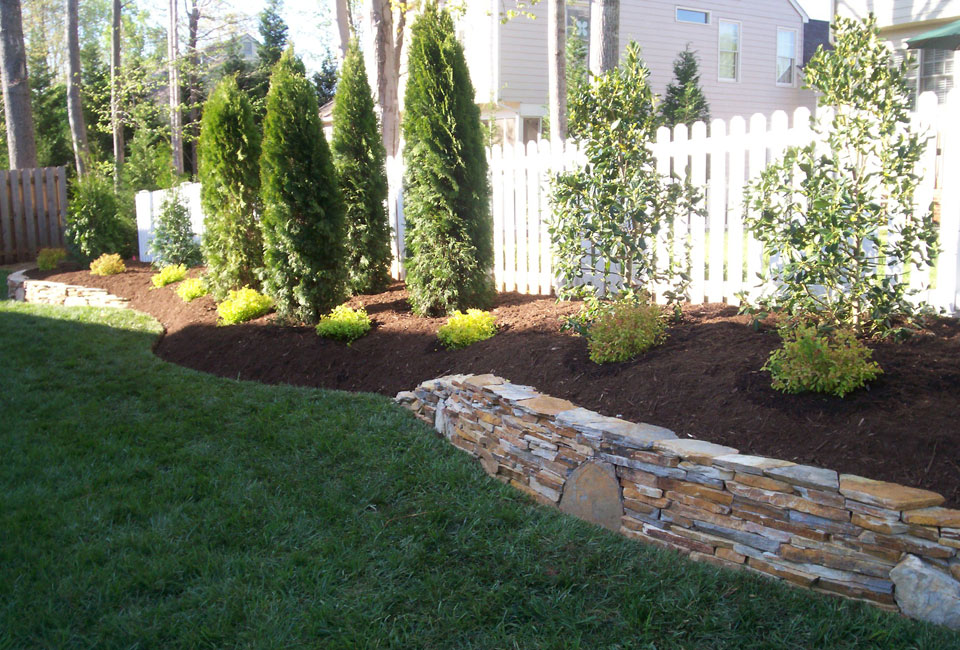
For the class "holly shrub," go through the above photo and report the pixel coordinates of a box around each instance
[764,325,882,398]
[217,287,274,325]
[151,264,187,288]
[586,297,666,364]
[437,309,497,349]
[89,253,126,276]
[316,305,372,343]
[36,247,66,271]
[176,277,208,302]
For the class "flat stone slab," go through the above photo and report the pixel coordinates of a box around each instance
[712,454,795,476]
[765,464,839,491]
[559,460,622,532]
[487,383,539,402]
[839,474,944,511]
[653,439,738,464]
[462,374,505,389]
[890,554,960,630]
[556,408,676,446]
[515,395,577,416]
[902,507,960,528]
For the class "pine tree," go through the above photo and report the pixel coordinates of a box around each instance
[197,75,263,298]
[260,49,347,323]
[331,40,392,294]
[660,46,710,128]
[402,4,493,316]
[257,0,288,69]
[312,52,339,107]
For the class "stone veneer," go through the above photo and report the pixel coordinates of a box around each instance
[6,269,130,309]
[397,374,960,630]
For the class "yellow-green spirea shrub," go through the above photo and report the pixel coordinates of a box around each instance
[764,325,882,398]
[36,247,67,271]
[176,277,208,302]
[89,253,126,276]
[316,305,372,342]
[587,299,666,364]
[151,264,188,288]
[217,287,274,325]
[438,309,497,349]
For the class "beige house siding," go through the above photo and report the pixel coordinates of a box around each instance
[835,0,959,28]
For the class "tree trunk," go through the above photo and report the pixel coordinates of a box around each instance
[548,0,566,144]
[168,0,183,175]
[111,0,123,184]
[335,0,351,60]
[185,1,200,177]
[367,0,400,159]
[0,0,38,169]
[589,0,619,76]
[65,0,88,176]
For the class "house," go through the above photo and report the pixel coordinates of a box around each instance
[456,0,821,144]
[834,0,958,103]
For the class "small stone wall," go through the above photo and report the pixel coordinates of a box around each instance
[6,269,129,309]
[397,374,960,630]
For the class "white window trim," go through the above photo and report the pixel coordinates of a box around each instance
[776,27,799,87]
[718,19,741,83]
[676,6,711,25]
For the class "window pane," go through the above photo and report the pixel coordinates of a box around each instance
[677,8,709,24]
[777,57,793,84]
[777,30,795,58]
[719,22,739,51]
[719,52,737,79]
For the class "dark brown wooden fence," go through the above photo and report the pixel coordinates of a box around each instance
[0,166,68,265]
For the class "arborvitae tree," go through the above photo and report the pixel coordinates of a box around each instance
[197,75,263,298]
[260,49,347,323]
[660,46,710,128]
[331,40,392,294]
[402,4,493,316]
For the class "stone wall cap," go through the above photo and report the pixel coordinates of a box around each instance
[653,439,738,464]
[902,507,960,528]
[461,374,505,389]
[556,408,676,447]
[839,474,945,511]
[765,464,839,491]
[515,395,577,417]
[487,383,539,402]
[712,454,795,475]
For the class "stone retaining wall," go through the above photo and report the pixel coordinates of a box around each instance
[397,374,960,630]
[6,269,129,309]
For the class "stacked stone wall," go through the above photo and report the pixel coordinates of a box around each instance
[7,270,129,309]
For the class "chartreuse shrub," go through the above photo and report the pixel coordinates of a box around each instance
[744,16,937,337]
[586,297,666,364]
[151,264,188,288]
[198,75,263,299]
[148,190,202,268]
[176,277,208,302]
[402,5,494,316]
[331,40,392,294]
[765,325,882,397]
[437,309,497,349]
[260,49,347,324]
[217,287,274,325]
[36,248,66,271]
[89,253,126,276]
[316,305,372,343]
[66,171,136,262]
[550,41,701,304]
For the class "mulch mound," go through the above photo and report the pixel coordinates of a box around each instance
[30,263,960,506]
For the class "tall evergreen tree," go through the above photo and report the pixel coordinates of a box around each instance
[332,40,391,294]
[660,46,710,128]
[312,51,338,107]
[257,0,287,69]
[402,3,493,316]
[260,49,347,323]
[198,75,263,298]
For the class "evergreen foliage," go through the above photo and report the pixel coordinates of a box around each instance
[149,190,202,268]
[313,53,339,107]
[198,76,263,299]
[28,52,73,169]
[65,172,136,261]
[259,49,347,324]
[660,46,710,128]
[257,0,288,69]
[402,4,494,316]
[331,40,392,294]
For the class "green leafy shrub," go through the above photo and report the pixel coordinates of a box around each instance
[89,253,126,276]
[176,277,209,302]
[66,172,136,262]
[149,190,202,268]
[660,46,710,128]
[316,304,372,343]
[151,264,188,288]
[402,5,494,316]
[217,287,274,325]
[586,298,666,364]
[764,325,882,398]
[36,247,67,271]
[437,309,497,349]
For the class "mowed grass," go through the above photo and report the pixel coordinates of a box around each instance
[0,302,957,648]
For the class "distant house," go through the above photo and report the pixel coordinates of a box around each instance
[834,0,957,103]
[457,0,822,145]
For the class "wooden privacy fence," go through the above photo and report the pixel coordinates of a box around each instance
[0,166,68,265]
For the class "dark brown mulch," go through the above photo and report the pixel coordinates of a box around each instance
[29,262,960,506]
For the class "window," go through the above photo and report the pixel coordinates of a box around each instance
[920,48,955,103]
[677,8,709,24]
[718,20,740,81]
[777,28,797,85]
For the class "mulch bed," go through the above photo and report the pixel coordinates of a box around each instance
[29,262,960,506]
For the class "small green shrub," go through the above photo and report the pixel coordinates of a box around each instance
[217,287,274,325]
[151,264,188,288]
[764,325,882,398]
[89,253,126,276]
[176,277,208,302]
[36,247,67,271]
[316,304,372,343]
[437,309,497,349]
[586,298,666,364]
[149,191,202,268]
[66,172,136,261]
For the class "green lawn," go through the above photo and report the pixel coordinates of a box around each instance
[1,302,956,648]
